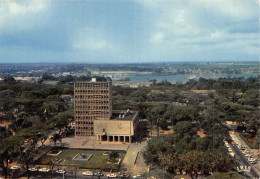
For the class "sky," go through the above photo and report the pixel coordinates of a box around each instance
[0,0,259,63]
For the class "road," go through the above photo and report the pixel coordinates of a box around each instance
[19,171,127,179]
[229,141,260,178]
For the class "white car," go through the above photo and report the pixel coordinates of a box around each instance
[10,166,20,170]
[56,170,66,174]
[28,168,38,172]
[249,161,257,164]
[82,171,93,176]
[248,157,256,161]
[39,168,50,172]
[107,173,117,178]
[245,153,252,157]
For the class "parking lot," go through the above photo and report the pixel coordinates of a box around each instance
[227,132,260,178]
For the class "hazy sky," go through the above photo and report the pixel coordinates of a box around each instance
[0,0,259,63]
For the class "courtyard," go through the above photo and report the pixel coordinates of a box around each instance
[36,149,126,170]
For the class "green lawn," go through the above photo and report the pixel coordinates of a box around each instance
[36,149,126,170]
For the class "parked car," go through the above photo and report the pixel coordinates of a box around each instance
[245,153,252,157]
[56,170,66,174]
[107,173,117,178]
[182,169,187,175]
[249,161,257,164]
[28,168,38,172]
[39,168,50,172]
[94,171,103,176]
[10,166,20,170]
[82,171,93,176]
[248,157,257,163]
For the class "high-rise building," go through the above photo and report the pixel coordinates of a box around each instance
[74,78,112,136]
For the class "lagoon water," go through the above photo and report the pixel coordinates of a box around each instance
[128,73,259,83]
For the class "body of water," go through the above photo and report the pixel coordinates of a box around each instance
[128,73,260,83]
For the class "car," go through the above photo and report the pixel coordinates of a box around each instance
[248,157,256,162]
[103,151,111,156]
[242,150,248,154]
[245,153,252,157]
[93,171,103,176]
[120,173,129,178]
[82,171,94,176]
[182,169,187,175]
[56,170,66,174]
[10,166,20,170]
[28,168,38,172]
[107,173,117,178]
[174,169,181,175]
[249,160,257,164]
[39,168,50,172]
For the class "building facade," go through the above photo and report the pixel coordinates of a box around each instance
[94,110,139,143]
[74,78,112,136]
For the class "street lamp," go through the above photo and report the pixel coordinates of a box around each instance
[63,159,66,179]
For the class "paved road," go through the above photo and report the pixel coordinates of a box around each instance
[19,170,126,179]
[121,141,148,176]
[229,141,260,178]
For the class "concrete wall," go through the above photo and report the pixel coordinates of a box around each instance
[94,120,134,136]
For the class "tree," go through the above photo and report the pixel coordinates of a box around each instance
[55,118,69,135]
[143,136,174,166]
[18,147,38,179]
[42,74,55,81]
[173,121,196,138]
[148,105,167,137]
[51,133,62,146]
[42,158,55,179]
[108,151,119,163]
[39,133,48,146]
[0,140,11,179]
[0,136,22,179]
[3,76,16,83]
[179,151,205,179]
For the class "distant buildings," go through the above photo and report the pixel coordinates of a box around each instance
[13,77,42,83]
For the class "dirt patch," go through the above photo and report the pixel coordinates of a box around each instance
[0,120,11,128]
[197,130,206,138]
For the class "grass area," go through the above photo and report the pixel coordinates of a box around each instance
[36,149,126,170]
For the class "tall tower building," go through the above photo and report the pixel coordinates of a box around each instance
[74,78,112,136]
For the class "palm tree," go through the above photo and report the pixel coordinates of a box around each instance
[0,136,22,179]
[18,147,38,179]
[51,133,62,146]
[39,133,48,146]
[0,144,10,179]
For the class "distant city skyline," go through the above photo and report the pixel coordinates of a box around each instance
[0,0,259,63]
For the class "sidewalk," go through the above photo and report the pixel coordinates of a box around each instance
[121,141,148,176]
[45,136,129,150]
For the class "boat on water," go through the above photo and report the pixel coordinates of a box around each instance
[189,75,196,79]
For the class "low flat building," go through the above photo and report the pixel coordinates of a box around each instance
[94,110,139,144]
